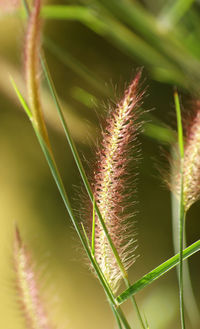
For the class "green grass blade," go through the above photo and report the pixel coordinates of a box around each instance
[44,37,109,97]
[111,304,123,329]
[81,222,91,251]
[95,0,200,91]
[159,0,195,27]
[36,5,185,84]
[10,77,32,119]
[174,90,185,329]
[174,90,184,158]
[116,239,200,304]
[171,192,200,326]
[143,122,176,144]
[41,5,92,21]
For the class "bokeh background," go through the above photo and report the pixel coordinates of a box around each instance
[0,1,199,329]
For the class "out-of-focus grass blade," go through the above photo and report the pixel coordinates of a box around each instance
[143,122,176,144]
[95,0,200,92]
[71,86,97,108]
[10,77,32,119]
[174,90,184,158]
[37,5,185,85]
[159,0,195,27]
[116,239,200,305]
[44,37,109,96]
[41,5,91,21]
[174,90,185,329]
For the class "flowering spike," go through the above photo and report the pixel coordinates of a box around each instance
[172,101,200,210]
[91,71,144,292]
[14,227,54,329]
[25,0,49,145]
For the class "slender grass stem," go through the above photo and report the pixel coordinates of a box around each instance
[116,307,132,329]
[124,278,146,329]
[111,304,123,329]
[174,90,186,329]
[171,189,200,327]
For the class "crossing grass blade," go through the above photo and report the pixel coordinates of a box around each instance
[116,239,200,305]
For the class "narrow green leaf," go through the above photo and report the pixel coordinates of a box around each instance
[81,222,91,251]
[10,77,32,119]
[37,5,185,85]
[174,90,184,158]
[116,240,200,304]
[44,37,109,97]
[174,89,186,329]
[143,122,176,144]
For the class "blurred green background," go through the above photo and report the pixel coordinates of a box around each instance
[0,1,199,328]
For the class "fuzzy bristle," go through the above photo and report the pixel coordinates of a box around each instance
[14,227,53,329]
[91,71,144,292]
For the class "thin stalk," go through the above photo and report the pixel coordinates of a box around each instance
[171,190,200,327]
[111,304,123,329]
[22,0,29,13]
[116,239,200,304]
[174,90,185,329]
[124,278,146,329]
[116,307,132,329]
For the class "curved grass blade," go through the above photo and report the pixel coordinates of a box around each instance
[116,239,200,305]
[174,90,185,329]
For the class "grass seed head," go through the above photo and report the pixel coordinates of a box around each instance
[172,101,200,210]
[14,227,54,329]
[90,70,144,292]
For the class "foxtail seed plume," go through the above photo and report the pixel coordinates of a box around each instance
[172,101,200,210]
[25,0,49,145]
[14,227,54,329]
[91,71,144,292]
